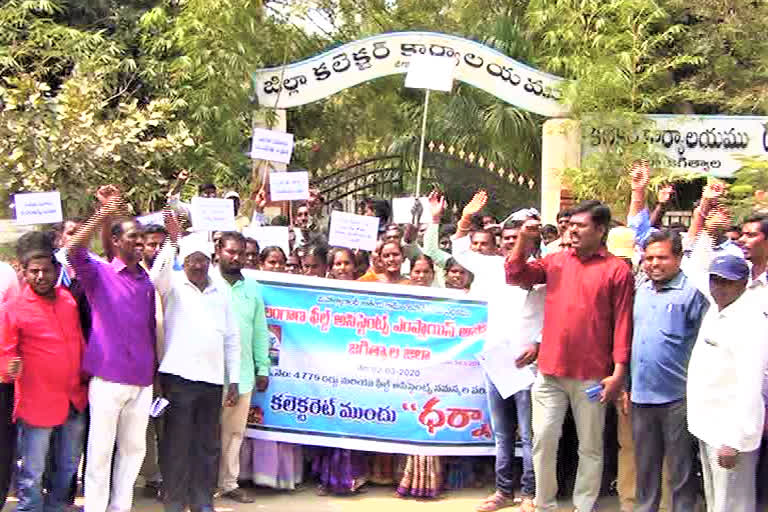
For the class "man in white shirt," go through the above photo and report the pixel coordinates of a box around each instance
[687,254,768,512]
[448,191,541,512]
[151,230,240,512]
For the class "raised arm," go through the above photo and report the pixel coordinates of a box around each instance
[95,185,121,261]
[68,193,124,252]
[688,181,724,244]
[149,208,182,297]
[627,160,650,221]
[505,218,547,288]
[249,185,271,227]
[649,185,673,228]
[167,169,190,200]
[455,190,487,239]
[420,191,451,267]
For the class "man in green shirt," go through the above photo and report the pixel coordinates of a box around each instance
[213,231,271,503]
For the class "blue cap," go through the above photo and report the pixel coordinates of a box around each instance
[709,254,749,281]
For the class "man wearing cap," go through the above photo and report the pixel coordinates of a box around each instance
[150,221,240,512]
[629,229,707,512]
[687,254,768,512]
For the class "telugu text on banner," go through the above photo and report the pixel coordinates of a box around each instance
[242,272,495,456]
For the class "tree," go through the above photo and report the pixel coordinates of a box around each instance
[0,73,193,217]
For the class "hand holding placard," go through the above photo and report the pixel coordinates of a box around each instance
[269,171,309,202]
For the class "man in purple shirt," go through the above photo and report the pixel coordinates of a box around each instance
[67,195,156,512]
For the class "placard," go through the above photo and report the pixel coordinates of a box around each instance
[250,127,294,164]
[392,197,432,225]
[190,197,236,232]
[136,211,165,227]
[269,171,309,202]
[328,211,380,251]
[14,191,63,225]
[404,54,456,92]
[243,226,290,256]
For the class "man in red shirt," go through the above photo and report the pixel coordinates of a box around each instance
[505,200,634,512]
[1,232,88,512]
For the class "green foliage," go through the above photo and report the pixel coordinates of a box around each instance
[526,0,767,214]
[726,154,768,221]
[0,73,192,216]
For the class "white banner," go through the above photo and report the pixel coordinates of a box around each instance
[584,115,768,178]
[252,31,568,118]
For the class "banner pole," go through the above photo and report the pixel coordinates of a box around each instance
[415,88,430,197]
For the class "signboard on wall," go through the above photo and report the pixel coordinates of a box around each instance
[583,115,768,178]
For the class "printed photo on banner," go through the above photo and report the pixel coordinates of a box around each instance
[241,271,493,456]
[328,211,380,251]
[269,171,309,202]
[190,197,236,232]
[13,191,63,225]
[250,127,295,164]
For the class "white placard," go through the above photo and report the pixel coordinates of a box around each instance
[392,197,432,225]
[269,171,309,202]
[14,192,63,225]
[190,197,236,232]
[250,127,295,164]
[136,211,165,227]
[476,344,535,399]
[404,54,456,92]
[328,211,380,251]
[243,226,290,257]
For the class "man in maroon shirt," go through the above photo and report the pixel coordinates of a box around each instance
[505,200,634,512]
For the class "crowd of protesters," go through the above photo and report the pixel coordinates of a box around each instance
[1,164,768,512]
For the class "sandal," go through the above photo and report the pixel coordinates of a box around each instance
[475,491,515,511]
